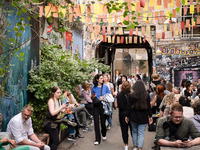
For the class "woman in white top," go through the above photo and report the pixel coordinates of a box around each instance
[44,86,67,150]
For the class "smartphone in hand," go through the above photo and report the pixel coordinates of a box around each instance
[181,138,188,142]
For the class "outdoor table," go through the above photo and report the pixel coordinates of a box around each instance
[160,145,200,150]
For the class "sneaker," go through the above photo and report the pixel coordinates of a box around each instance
[89,115,93,120]
[67,136,76,141]
[107,125,111,130]
[133,148,137,150]
[83,127,92,132]
[94,141,99,145]
[102,136,106,140]
[124,145,128,150]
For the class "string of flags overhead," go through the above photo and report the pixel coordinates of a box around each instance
[39,0,200,42]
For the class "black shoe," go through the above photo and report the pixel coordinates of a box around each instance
[75,133,84,138]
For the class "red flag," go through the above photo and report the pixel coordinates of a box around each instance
[120,36,124,44]
[162,32,165,39]
[129,28,133,35]
[140,0,145,8]
[181,21,185,29]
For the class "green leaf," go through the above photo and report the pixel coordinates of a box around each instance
[17,32,22,37]
[126,26,131,30]
[134,21,139,25]
[130,24,135,29]
[35,14,39,18]
[169,13,173,18]
[123,20,129,25]
[176,7,180,13]
[28,16,31,21]
[137,13,141,17]
[17,22,22,26]
[14,27,19,32]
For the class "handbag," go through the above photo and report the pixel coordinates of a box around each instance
[102,93,114,102]
[92,85,103,106]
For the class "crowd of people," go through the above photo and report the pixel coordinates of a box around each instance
[2,72,200,150]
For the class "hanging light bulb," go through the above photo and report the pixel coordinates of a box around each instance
[109,47,112,51]
[169,18,172,23]
[146,17,149,23]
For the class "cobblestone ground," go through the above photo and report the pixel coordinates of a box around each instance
[58,109,156,150]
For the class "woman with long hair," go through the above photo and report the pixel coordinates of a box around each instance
[43,86,67,150]
[151,84,165,112]
[91,74,111,145]
[116,81,131,150]
[126,81,152,150]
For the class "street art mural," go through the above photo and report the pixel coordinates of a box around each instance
[155,55,172,82]
[174,70,200,87]
[0,5,39,131]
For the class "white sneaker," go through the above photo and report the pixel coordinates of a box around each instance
[124,145,128,150]
[102,136,106,140]
[94,141,99,145]
[133,148,137,150]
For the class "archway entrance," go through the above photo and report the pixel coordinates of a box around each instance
[95,34,153,82]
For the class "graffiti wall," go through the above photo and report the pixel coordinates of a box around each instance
[155,55,172,82]
[0,4,39,131]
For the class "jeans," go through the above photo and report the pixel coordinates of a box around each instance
[130,121,147,148]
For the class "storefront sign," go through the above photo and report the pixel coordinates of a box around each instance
[158,43,200,55]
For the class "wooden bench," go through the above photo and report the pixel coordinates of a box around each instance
[160,145,200,150]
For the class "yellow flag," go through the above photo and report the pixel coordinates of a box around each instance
[190,5,194,14]
[183,0,187,5]
[146,26,150,34]
[143,1,148,11]
[108,15,113,23]
[156,5,161,9]
[119,27,123,35]
[143,13,147,21]
[192,18,195,26]
[149,0,156,7]
[165,10,170,19]
[164,24,167,32]
[81,16,85,23]
[118,0,124,4]
[80,4,85,14]
[169,0,174,7]
[58,6,66,18]
[121,16,124,22]
[132,2,136,11]
[45,6,51,18]
[93,4,103,14]
[91,32,95,40]
[175,29,179,36]
[108,36,111,43]
[91,15,96,23]
[100,34,103,41]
